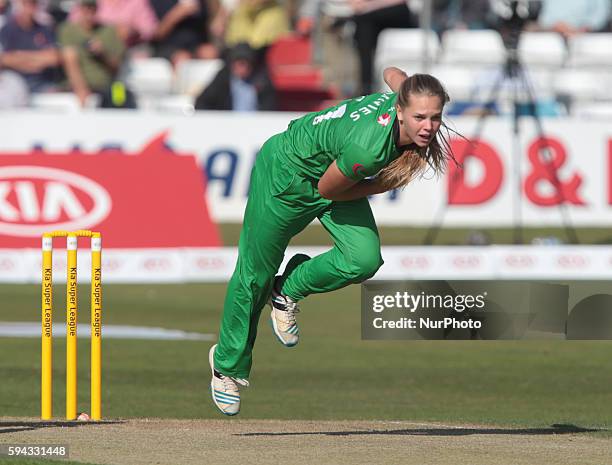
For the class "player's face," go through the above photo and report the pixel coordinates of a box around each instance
[397,94,443,147]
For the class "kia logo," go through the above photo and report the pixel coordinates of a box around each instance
[452,256,481,268]
[0,166,111,237]
[400,256,430,269]
[557,255,587,268]
[0,258,15,270]
[103,259,121,271]
[143,258,171,270]
[505,255,534,267]
[196,257,225,269]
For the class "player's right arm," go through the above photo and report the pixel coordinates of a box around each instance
[318,161,387,201]
[383,67,408,93]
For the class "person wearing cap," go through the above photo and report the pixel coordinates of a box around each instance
[58,0,125,106]
[0,0,10,29]
[194,42,276,111]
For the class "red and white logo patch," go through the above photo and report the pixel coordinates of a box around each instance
[352,163,365,177]
[377,113,391,127]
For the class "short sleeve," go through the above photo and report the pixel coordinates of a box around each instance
[100,26,125,60]
[336,142,384,182]
[58,23,80,47]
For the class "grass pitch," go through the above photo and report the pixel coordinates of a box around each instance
[1,282,611,465]
[1,283,611,429]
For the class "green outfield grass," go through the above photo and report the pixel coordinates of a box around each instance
[1,283,611,431]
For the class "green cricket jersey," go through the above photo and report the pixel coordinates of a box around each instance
[277,92,404,182]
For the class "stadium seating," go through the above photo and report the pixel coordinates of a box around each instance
[267,34,339,111]
[375,28,440,70]
[267,34,324,88]
[567,33,612,69]
[439,29,506,66]
[18,27,612,115]
[374,28,440,90]
[122,57,174,96]
[518,32,567,69]
[571,102,612,119]
[552,69,611,105]
[152,95,196,115]
[174,59,224,97]
[429,65,481,103]
[29,92,99,112]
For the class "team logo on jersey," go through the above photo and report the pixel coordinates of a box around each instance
[352,163,365,177]
[377,113,391,127]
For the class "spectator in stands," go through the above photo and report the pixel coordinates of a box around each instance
[0,0,10,29]
[295,0,359,97]
[1,0,53,26]
[537,0,611,38]
[349,0,418,94]
[69,0,158,45]
[195,42,276,111]
[47,0,71,24]
[432,0,492,34]
[59,0,126,106]
[0,0,60,93]
[212,0,289,59]
[150,0,217,68]
[295,0,353,36]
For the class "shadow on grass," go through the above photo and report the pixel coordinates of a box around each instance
[238,424,604,437]
[0,420,126,434]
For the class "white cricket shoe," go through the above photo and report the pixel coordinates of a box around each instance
[269,277,300,347]
[209,344,249,416]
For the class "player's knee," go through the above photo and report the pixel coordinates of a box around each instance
[344,250,384,282]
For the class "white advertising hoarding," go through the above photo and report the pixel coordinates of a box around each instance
[0,110,611,226]
[2,246,612,283]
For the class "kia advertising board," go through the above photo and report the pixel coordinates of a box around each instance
[0,131,220,248]
[1,111,612,283]
[1,111,611,227]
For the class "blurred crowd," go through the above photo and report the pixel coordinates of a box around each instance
[0,0,611,111]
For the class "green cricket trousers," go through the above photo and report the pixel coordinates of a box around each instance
[214,134,384,378]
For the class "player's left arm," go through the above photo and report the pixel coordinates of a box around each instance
[383,67,408,93]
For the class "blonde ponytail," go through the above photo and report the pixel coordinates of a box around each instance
[377,74,457,190]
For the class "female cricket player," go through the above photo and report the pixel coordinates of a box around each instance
[209,67,454,415]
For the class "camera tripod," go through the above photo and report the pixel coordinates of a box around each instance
[424,37,579,246]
